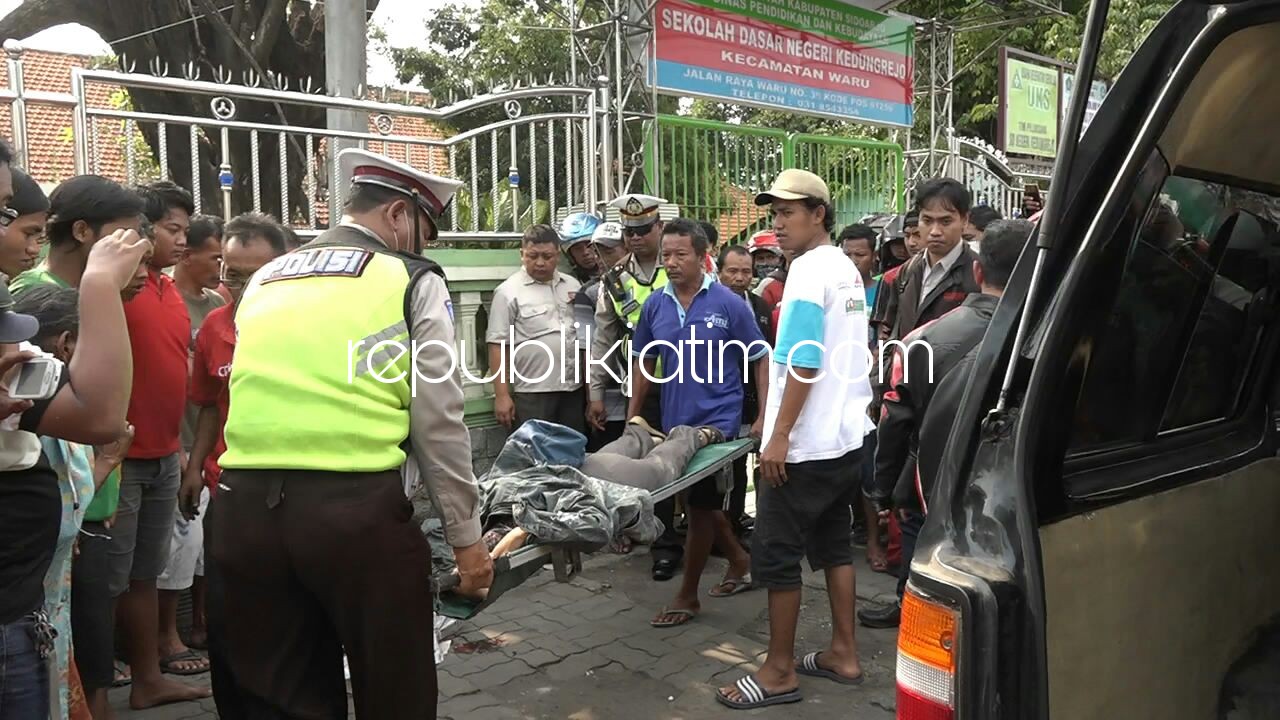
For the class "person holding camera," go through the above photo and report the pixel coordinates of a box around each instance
[0,226,152,719]
[16,284,135,720]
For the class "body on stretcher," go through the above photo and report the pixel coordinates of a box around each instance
[433,438,756,619]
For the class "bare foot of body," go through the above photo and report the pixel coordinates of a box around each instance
[129,676,211,709]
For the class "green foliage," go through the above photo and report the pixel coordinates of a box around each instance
[898,0,1176,140]
[451,187,550,234]
[402,0,1178,225]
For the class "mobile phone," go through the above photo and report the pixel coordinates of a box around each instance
[10,356,63,400]
[1025,182,1041,198]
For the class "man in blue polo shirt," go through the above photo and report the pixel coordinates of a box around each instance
[629,219,770,629]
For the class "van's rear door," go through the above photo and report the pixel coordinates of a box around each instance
[908,2,1280,719]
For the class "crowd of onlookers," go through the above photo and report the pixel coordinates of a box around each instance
[0,135,300,719]
[486,170,1036,708]
[0,119,1040,717]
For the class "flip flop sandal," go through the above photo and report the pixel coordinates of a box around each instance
[796,652,865,685]
[160,649,210,676]
[708,574,754,598]
[716,675,802,710]
[112,661,132,688]
[650,608,697,628]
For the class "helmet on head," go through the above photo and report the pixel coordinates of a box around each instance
[881,215,906,245]
[558,212,602,251]
[746,230,782,256]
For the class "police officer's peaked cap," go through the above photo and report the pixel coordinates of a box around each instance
[608,193,666,228]
[338,148,462,221]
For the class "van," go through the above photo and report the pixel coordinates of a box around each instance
[897,1,1280,718]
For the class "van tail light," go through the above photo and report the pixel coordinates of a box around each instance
[897,586,958,720]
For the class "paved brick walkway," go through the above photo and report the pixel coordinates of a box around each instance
[112,550,901,719]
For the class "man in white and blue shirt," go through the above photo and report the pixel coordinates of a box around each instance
[718,170,874,711]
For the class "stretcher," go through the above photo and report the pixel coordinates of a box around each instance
[434,438,756,619]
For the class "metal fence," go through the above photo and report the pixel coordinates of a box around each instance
[646,115,905,242]
[947,135,1026,218]
[0,47,605,246]
[646,116,789,243]
[790,134,905,230]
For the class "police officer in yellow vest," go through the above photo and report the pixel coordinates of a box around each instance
[210,149,493,719]
[587,193,669,430]
[587,193,684,579]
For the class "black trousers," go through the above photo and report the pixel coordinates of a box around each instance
[729,452,753,530]
[211,469,439,720]
[203,492,251,719]
[512,388,586,434]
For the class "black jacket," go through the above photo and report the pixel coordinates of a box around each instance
[871,293,998,513]
[890,244,981,343]
[914,345,980,513]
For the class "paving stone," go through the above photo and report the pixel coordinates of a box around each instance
[440,691,504,716]
[482,658,538,686]
[518,613,571,635]
[667,623,721,649]
[447,649,515,677]
[620,632,678,658]
[513,648,562,668]
[578,600,629,621]
[465,705,526,720]
[438,672,482,699]
[524,634,586,659]
[699,644,752,666]
[540,604,588,627]
[542,649,614,681]
[598,642,659,670]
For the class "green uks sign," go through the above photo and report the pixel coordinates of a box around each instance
[1005,57,1059,158]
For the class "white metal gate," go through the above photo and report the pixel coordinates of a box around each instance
[0,46,606,245]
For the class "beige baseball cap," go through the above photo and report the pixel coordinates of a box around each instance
[755,169,830,206]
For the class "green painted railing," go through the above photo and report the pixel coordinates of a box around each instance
[644,116,904,240]
[790,134,905,228]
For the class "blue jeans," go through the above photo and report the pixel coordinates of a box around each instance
[0,618,49,719]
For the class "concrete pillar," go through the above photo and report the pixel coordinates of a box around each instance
[325,0,368,222]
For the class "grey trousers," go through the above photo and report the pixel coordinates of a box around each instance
[579,425,702,492]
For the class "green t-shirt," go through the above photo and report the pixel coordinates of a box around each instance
[8,266,121,520]
[84,466,120,522]
[9,264,70,296]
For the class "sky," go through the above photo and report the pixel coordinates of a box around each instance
[0,0,440,88]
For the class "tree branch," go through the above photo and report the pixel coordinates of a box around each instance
[0,0,109,42]
[229,0,247,37]
[251,0,288,66]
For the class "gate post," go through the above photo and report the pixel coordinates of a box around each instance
[585,89,598,213]
[598,77,614,206]
[4,41,27,168]
[70,69,89,175]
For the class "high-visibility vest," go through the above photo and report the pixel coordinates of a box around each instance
[609,262,667,389]
[219,226,445,472]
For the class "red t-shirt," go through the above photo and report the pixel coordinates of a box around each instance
[189,304,235,488]
[124,269,191,459]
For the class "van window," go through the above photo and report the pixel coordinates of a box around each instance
[1069,175,1280,451]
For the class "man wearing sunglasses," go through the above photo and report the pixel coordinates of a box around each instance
[589,193,685,580]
